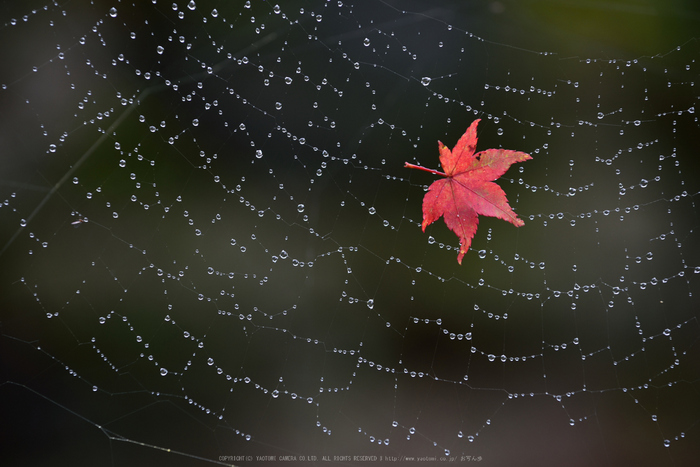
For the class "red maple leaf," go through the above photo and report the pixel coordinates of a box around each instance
[405,119,531,264]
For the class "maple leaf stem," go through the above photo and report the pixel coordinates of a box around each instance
[404,162,447,177]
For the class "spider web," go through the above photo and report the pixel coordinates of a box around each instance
[1,1,700,465]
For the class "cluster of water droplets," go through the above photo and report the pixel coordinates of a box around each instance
[2,0,699,463]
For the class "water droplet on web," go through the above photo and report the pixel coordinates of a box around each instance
[497,128,503,135]
[275,102,282,110]
[297,204,305,213]
[368,207,376,214]
[255,149,263,159]
[285,77,293,85]
[211,9,218,17]
[157,45,164,54]
[421,77,431,86]
[49,144,56,153]
[160,368,168,376]
[109,7,117,18]
[363,38,371,47]
[187,1,196,11]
